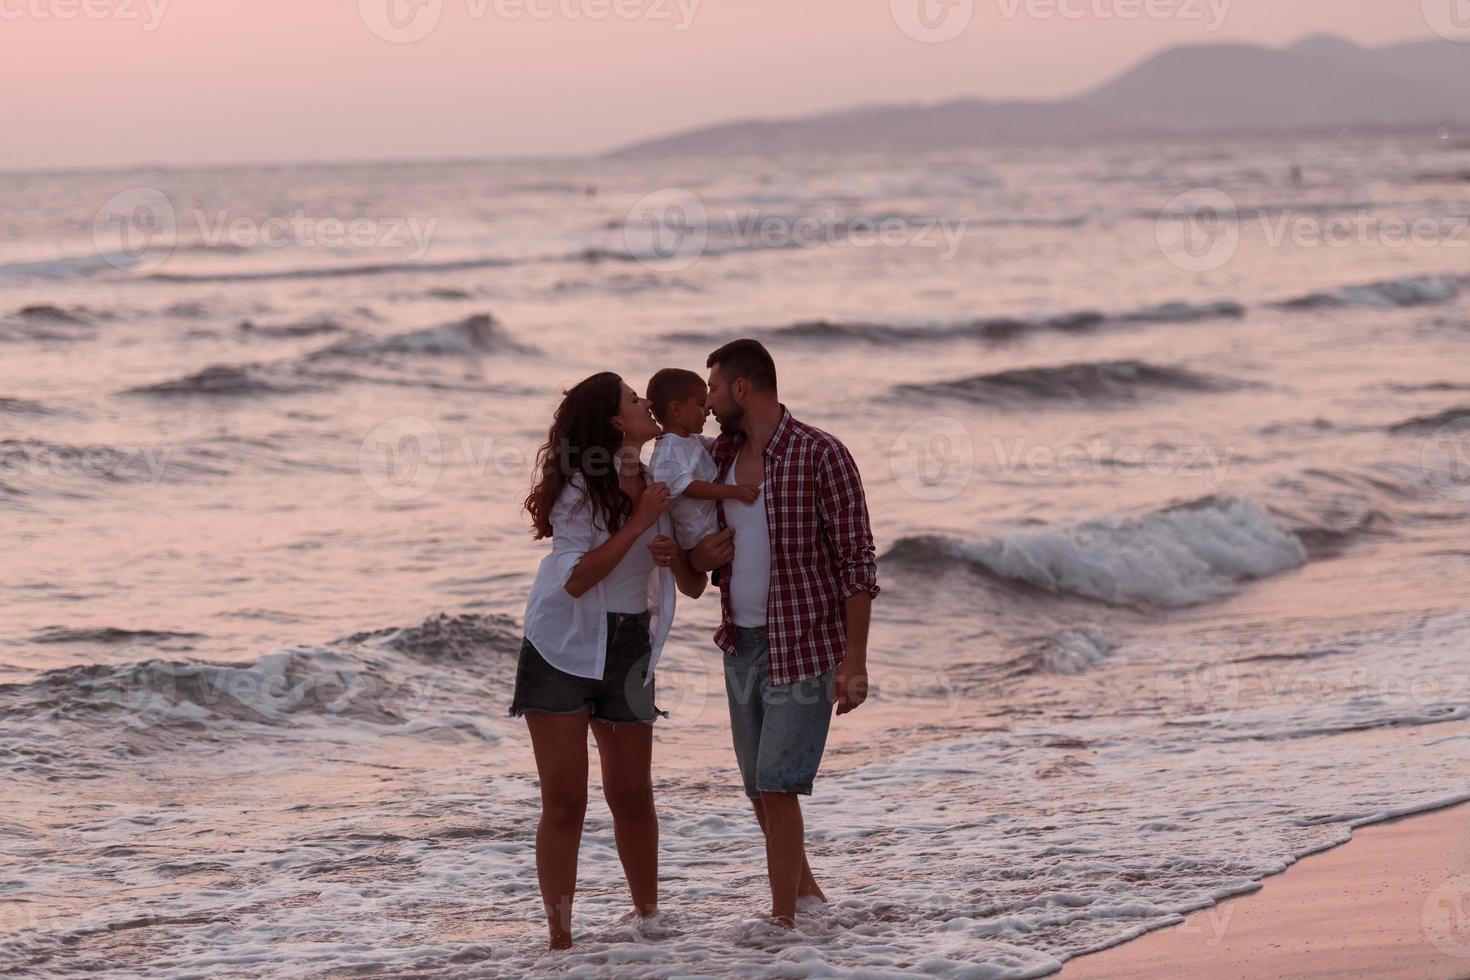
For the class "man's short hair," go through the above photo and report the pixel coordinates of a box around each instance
[706,339,777,393]
[646,368,706,424]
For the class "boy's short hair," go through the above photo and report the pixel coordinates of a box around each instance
[706,339,777,393]
[646,368,707,424]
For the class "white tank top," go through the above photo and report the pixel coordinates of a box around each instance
[603,519,657,614]
[722,446,770,628]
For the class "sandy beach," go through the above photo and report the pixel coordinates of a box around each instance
[1062,801,1470,980]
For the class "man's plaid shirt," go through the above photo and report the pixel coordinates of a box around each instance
[710,406,880,686]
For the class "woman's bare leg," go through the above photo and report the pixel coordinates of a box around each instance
[526,711,591,948]
[591,720,659,916]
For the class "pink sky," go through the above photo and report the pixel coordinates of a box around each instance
[1,0,1443,170]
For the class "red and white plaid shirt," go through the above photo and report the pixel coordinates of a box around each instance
[711,406,880,686]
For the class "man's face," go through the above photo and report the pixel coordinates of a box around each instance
[705,365,744,434]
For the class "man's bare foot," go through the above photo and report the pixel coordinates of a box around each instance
[548,931,573,950]
[771,913,796,930]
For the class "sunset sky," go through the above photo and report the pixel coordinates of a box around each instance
[1,0,1445,170]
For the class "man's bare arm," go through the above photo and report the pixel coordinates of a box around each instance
[834,592,871,715]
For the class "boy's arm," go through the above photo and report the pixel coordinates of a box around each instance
[683,479,758,502]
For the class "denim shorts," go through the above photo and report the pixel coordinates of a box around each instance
[724,626,835,799]
[508,612,667,725]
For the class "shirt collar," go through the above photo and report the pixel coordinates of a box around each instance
[727,404,794,459]
[763,404,794,459]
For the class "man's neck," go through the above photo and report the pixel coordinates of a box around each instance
[739,400,783,455]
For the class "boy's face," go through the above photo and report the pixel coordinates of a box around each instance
[670,385,709,434]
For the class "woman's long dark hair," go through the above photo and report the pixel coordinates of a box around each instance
[525,372,631,540]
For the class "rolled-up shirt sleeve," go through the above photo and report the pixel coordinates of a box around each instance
[816,443,880,601]
[650,438,697,497]
[549,480,596,591]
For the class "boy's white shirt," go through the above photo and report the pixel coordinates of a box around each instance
[649,432,721,549]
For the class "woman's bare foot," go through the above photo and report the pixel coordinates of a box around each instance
[797,869,826,904]
[548,929,573,950]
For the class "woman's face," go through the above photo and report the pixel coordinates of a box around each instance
[613,381,660,445]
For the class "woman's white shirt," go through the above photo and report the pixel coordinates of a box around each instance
[522,472,676,682]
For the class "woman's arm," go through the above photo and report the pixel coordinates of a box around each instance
[564,520,648,599]
[560,483,671,599]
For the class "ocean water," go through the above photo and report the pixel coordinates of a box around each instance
[3,135,1470,977]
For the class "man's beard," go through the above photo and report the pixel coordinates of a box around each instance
[717,405,745,435]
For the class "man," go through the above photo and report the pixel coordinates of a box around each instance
[696,338,880,927]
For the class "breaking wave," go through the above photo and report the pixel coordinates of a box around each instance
[667,301,1245,346]
[0,613,524,766]
[124,315,535,398]
[124,364,326,398]
[883,496,1307,609]
[1388,405,1470,435]
[894,360,1245,407]
[1274,275,1465,310]
[307,313,536,360]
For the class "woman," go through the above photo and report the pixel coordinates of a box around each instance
[512,372,707,949]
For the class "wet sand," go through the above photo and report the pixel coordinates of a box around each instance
[1061,801,1470,980]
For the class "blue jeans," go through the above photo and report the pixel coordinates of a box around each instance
[724,626,835,799]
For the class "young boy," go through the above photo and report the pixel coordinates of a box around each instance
[646,368,760,551]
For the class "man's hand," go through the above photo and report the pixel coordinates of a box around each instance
[690,527,734,572]
[833,653,868,715]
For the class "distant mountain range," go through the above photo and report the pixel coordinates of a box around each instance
[606,35,1470,158]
